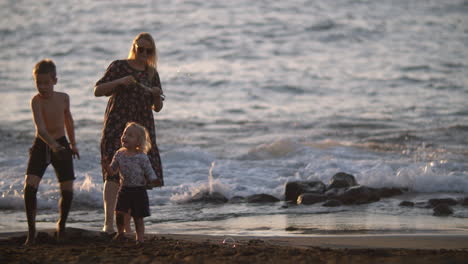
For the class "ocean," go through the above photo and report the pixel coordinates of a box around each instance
[1,0,467,236]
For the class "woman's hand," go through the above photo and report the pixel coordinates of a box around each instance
[151,86,162,97]
[102,156,114,175]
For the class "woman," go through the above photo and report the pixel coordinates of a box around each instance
[94,32,164,233]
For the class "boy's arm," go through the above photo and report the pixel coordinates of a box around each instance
[31,97,63,152]
[63,94,80,159]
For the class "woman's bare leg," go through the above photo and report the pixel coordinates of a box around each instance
[102,180,119,233]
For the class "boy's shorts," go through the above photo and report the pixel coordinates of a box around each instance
[116,186,150,218]
[26,137,75,182]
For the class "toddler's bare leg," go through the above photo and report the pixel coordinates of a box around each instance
[113,212,126,241]
[133,217,145,243]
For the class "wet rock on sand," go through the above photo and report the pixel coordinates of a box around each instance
[399,201,415,207]
[433,204,454,216]
[188,190,228,203]
[246,194,280,203]
[297,193,327,205]
[327,172,358,189]
[284,181,326,202]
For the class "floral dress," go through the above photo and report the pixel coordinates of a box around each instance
[96,60,164,186]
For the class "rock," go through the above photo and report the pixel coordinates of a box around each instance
[335,185,380,205]
[458,197,468,206]
[327,172,357,189]
[322,199,342,207]
[399,201,414,207]
[377,187,404,198]
[189,191,228,203]
[428,198,458,208]
[433,204,453,216]
[297,193,327,205]
[284,181,326,202]
[246,194,280,203]
[229,196,246,203]
[325,187,347,197]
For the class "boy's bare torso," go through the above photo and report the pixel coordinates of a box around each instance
[33,91,67,139]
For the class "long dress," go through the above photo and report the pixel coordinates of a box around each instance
[96,60,164,186]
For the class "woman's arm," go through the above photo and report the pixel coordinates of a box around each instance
[151,70,164,112]
[94,76,135,97]
[151,86,164,112]
[134,81,164,112]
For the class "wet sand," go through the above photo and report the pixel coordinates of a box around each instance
[1,228,467,264]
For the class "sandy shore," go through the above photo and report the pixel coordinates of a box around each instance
[1,228,467,264]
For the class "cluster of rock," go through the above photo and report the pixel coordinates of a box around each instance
[187,172,405,206]
[187,190,279,204]
[285,172,405,206]
[185,172,467,218]
[399,197,468,216]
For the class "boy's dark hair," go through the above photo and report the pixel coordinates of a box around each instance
[33,59,56,78]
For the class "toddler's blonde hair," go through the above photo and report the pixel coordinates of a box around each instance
[125,122,152,154]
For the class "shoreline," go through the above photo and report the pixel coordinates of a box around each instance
[1,228,467,264]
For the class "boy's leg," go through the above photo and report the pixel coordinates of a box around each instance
[133,217,144,243]
[24,174,41,245]
[50,137,75,240]
[103,180,119,233]
[57,180,73,238]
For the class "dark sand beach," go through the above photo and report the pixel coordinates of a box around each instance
[1,228,467,264]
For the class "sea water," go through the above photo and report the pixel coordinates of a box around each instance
[0,0,467,236]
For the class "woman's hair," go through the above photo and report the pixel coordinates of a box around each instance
[127,32,158,78]
[124,122,152,154]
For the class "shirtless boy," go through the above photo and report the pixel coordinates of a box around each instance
[24,59,80,245]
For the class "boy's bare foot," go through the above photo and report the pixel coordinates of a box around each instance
[135,240,144,247]
[113,233,126,242]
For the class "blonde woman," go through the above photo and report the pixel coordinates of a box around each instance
[94,32,164,234]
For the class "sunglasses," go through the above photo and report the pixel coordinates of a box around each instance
[136,45,153,55]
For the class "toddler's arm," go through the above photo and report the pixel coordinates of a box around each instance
[142,155,160,188]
